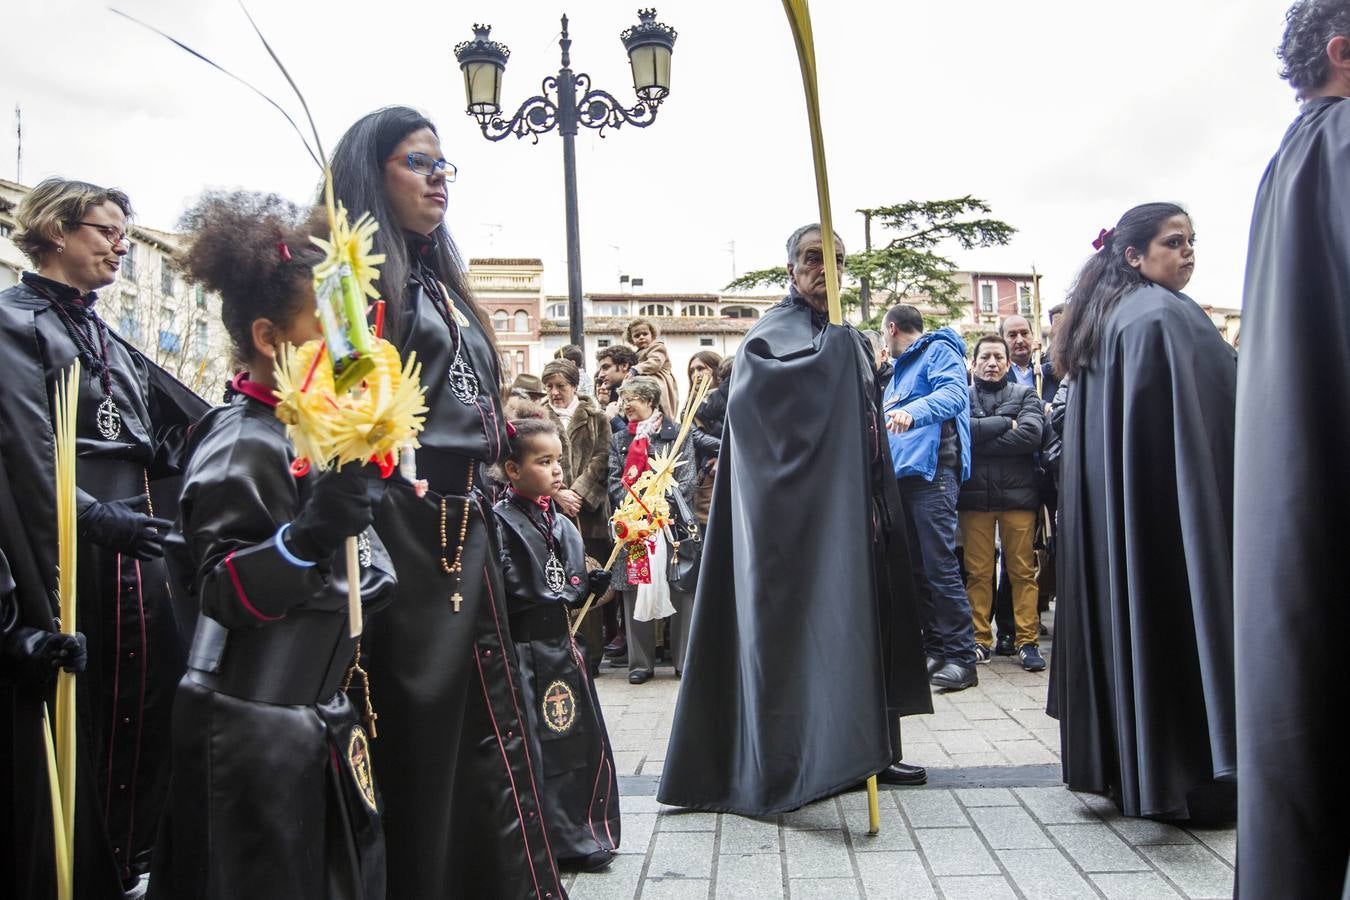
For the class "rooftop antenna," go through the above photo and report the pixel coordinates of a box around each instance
[481,222,503,250]
[14,104,21,184]
[725,239,736,280]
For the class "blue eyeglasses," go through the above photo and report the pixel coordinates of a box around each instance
[403,152,457,182]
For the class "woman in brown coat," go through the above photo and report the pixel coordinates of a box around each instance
[542,359,612,671]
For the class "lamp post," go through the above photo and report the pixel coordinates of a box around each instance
[455,10,677,352]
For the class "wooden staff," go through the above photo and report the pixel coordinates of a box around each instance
[781,0,881,837]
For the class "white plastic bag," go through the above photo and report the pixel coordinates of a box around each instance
[633,536,676,622]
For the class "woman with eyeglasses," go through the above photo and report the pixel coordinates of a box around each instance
[327,107,567,899]
[0,177,208,898]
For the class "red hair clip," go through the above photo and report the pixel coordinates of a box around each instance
[277,240,292,262]
[1091,228,1115,251]
[506,422,517,438]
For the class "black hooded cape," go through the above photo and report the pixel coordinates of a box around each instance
[657,294,931,817]
[494,497,620,861]
[1048,284,1237,820]
[150,393,395,899]
[1235,95,1350,899]
[0,279,207,898]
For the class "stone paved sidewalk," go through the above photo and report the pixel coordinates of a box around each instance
[564,641,1236,899]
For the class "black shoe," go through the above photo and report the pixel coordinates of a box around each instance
[607,654,628,668]
[1018,644,1047,672]
[559,849,615,872]
[930,662,978,691]
[877,762,928,786]
[995,634,1016,656]
[974,644,992,664]
[629,669,653,684]
[925,655,943,676]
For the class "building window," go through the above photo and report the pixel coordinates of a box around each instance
[161,265,175,297]
[195,284,207,309]
[699,337,715,347]
[979,283,995,315]
[637,303,674,317]
[0,222,11,237]
[122,243,137,280]
[516,350,525,374]
[492,310,509,331]
[597,338,611,348]
[118,313,138,340]
[161,304,176,326]
[545,302,568,319]
[196,320,209,356]
[592,302,629,317]
[683,304,718,317]
[1017,284,1032,317]
[722,305,760,319]
[158,330,181,354]
[513,310,529,332]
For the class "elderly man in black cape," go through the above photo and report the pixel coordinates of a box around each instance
[1236,4,1350,897]
[658,224,932,817]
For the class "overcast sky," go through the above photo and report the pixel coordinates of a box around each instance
[1,0,1299,311]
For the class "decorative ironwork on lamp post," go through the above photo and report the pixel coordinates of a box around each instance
[454,10,677,352]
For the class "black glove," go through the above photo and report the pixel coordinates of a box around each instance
[78,495,173,559]
[0,628,87,685]
[286,465,387,563]
[585,568,612,598]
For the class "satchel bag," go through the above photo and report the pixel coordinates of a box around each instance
[666,488,703,593]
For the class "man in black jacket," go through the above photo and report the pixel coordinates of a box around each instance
[957,335,1046,671]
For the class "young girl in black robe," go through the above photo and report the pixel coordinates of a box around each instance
[493,411,620,873]
[149,192,394,899]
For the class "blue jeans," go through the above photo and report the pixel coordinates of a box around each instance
[899,469,977,666]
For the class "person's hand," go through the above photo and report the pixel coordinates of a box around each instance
[886,410,914,434]
[78,495,173,559]
[287,464,386,562]
[1,628,87,685]
[1045,402,1053,417]
[586,568,612,597]
[554,488,583,518]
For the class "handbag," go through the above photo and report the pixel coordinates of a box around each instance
[666,488,702,593]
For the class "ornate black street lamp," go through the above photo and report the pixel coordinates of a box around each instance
[455,10,677,351]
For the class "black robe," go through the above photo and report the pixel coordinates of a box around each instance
[0,275,206,898]
[1235,95,1350,899]
[494,495,620,861]
[1048,284,1237,820]
[363,256,566,899]
[150,391,394,899]
[657,293,931,817]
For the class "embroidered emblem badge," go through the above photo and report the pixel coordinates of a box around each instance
[356,532,373,568]
[545,551,566,594]
[347,725,378,812]
[96,395,122,440]
[542,679,577,734]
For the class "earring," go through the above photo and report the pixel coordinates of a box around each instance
[56,246,65,254]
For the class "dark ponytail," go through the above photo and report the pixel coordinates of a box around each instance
[1052,202,1188,378]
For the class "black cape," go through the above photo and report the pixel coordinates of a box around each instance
[1235,95,1350,899]
[0,278,207,898]
[1048,284,1237,819]
[494,496,620,860]
[151,393,394,899]
[658,294,931,817]
[363,267,565,899]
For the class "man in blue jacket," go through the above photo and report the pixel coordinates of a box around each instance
[882,304,977,690]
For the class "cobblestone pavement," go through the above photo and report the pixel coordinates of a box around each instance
[566,636,1236,899]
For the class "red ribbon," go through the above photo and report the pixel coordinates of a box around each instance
[1092,227,1115,251]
